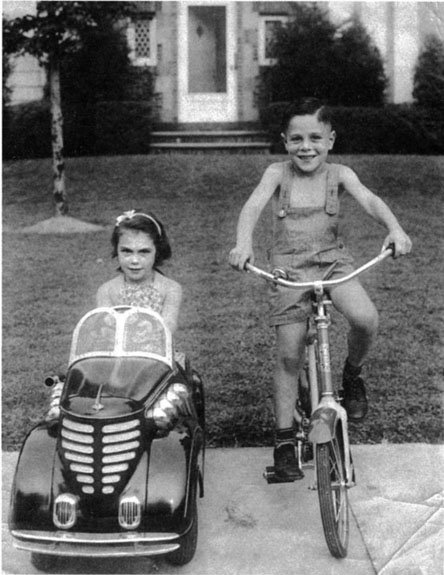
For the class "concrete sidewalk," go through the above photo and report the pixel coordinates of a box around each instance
[2,444,443,575]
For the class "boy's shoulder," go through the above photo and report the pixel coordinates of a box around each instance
[263,160,291,181]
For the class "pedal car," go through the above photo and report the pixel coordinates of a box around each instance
[9,306,205,570]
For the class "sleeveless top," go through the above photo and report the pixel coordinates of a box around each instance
[119,281,163,313]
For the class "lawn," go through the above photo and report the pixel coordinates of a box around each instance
[2,153,443,450]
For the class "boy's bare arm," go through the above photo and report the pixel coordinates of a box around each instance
[229,164,281,270]
[340,166,412,257]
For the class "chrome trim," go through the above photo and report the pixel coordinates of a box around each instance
[11,529,183,557]
[61,440,94,454]
[102,451,136,464]
[102,430,141,444]
[102,463,128,474]
[11,529,181,543]
[103,420,140,433]
[102,441,139,454]
[61,429,93,444]
[65,451,94,464]
[53,494,77,530]
[63,419,94,433]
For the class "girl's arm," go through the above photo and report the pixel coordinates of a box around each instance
[161,278,182,335]
[229,163,282,270]
[340,166,412,257]
[96,282,113,307]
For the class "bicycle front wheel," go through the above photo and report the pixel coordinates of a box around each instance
[316,438,349,558]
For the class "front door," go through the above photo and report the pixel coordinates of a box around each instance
[178,1,237,123]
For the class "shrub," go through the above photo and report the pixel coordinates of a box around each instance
[3,101,52,160]
[3,100,155,159]
[262,102,444,155]
[413,34,444,110]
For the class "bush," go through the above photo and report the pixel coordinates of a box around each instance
[94,101,154,155]
[261,103,444,155]
[258,4,387,108]
[3,101,52,160]
[413,34,444,110]
[3,100,155,159]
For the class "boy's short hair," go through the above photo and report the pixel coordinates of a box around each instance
[281,97,333,133]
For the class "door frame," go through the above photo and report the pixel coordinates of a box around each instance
[177,0,238,123]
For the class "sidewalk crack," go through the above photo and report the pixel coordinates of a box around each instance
[377,506,442,573]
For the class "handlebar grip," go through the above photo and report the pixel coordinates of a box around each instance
[386,242,396,258]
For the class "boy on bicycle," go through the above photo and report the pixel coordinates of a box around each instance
[229,98,412,481]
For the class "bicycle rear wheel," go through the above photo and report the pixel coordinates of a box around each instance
[316,436,349,558]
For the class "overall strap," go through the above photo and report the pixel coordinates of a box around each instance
[325,163,340,215]
[277,161,293,218]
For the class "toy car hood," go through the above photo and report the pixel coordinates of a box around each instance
[69,306,173,369]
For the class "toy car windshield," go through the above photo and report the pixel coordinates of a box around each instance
[69,307,173,366]
[63,307,174,415]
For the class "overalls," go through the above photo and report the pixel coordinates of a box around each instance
[269,161,355,326]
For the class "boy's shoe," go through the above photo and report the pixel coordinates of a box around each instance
[273,443,304,481]
[342,376,368,422]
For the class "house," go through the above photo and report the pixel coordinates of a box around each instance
[4,1,444,127]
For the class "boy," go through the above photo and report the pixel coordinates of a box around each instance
[229,98,412,481]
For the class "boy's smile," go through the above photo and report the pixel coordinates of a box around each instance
[282,114,336,175]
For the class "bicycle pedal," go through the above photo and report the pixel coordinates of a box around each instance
[263,466,297,484]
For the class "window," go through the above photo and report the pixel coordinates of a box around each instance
[258,15,288,66]
[127,16,157,66]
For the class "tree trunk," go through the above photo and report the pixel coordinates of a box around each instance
[50,57,68,215]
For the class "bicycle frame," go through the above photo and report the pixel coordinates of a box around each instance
[246,247,393,488]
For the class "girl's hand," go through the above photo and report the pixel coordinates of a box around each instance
[382,229,412,258]
[229,246,253,271]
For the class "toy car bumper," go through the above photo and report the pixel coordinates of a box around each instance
[10,528,194,557]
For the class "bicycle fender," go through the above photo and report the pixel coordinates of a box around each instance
[308,407,338,444]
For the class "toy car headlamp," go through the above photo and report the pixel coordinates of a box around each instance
[53,493,78,529]
[145,383,191,430]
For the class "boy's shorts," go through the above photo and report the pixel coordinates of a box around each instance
[269,249,355,327]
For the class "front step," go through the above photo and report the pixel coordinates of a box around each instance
[150,130,270,154]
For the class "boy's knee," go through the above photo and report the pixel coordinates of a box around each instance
[351,307,379,335]
[277,347,303,374]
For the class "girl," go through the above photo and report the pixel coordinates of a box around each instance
[96,209,182,334]
[46,210,182,421]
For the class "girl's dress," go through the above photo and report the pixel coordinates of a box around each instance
[119,281,163,314]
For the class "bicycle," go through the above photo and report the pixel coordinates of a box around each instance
[245,246,394,558]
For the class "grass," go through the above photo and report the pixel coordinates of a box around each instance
[2,153,443,450]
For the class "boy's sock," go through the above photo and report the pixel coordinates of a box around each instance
[273,427,304,480]
[342,358,368,422]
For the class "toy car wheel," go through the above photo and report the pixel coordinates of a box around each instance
[31,553,59,572]
[167,495,198,566]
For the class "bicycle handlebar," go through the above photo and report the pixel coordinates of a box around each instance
[245,246,393,290]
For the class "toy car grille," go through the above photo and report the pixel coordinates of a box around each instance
[60,416,143,495]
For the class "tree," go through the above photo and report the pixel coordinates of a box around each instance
[413,34,444,110]
[3,1,133,219]
[260,4,387,107]
[331,18,387,106]
[261,3,338,103]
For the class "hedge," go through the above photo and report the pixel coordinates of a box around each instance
[4,100,444,159]
[3,100,155,160]
[261,103,444,155]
